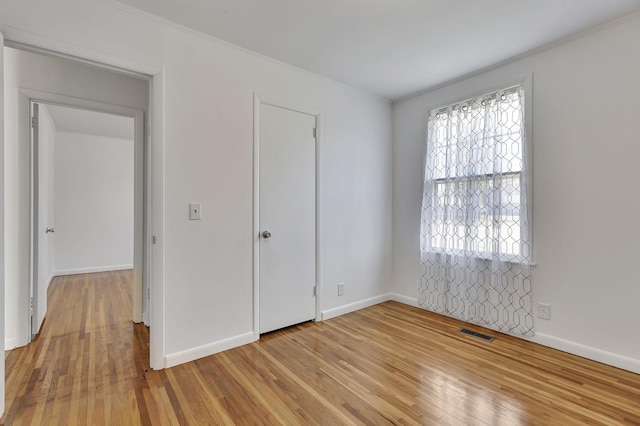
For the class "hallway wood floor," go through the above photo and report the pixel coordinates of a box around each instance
[3,271,639,425]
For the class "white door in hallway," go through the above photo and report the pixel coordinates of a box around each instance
[30,102,50,338]
[259,103,316,334]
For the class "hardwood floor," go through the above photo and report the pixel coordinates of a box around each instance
[3,272,640,425]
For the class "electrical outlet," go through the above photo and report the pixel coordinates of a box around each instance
[538,303,551,320]
[338,283,344,296]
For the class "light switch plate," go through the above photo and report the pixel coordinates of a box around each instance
[189,203,202,220]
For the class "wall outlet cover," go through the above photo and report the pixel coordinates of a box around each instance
[538,303,551,320]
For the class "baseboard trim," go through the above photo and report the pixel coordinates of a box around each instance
[164,332,255,368]
[389,293,420,308]
[321,293,393,321]
[529,333,640,374]
[54,264,134,276]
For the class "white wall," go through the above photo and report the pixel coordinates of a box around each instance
[54,131,134,275]
[392,16,640,372]
[4,47,148,349]
[1,0,392,365]
[34,104,56,334]
[161,29,392,360]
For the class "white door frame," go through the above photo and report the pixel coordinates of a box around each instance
[252,94,323,339]
[25,91,146,328]
[0,31,6,415]
[3,36,167,370]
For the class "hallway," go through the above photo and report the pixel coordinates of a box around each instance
[2,271,149,424]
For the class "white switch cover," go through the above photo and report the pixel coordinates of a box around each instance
[189,203,202,220]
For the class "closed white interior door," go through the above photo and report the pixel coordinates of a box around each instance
[259,104,316,334]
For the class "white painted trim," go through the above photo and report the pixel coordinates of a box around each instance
[5,337,18,351]
[1,25,161,77]
[132,106,145,324]
[0,30,5,415]
[389,293,420,308]
[252,95,260,340]
[321,293,392,321]
[528,333,640,375]
[164,332,255,368]
[24,90,146,338]
[29,101,38,339]
[314,114,323,323]
[253,94,322,339]
[53,265,134,277]
[149,71,166,370]
[318,292,418,322]
[6,41,165,371]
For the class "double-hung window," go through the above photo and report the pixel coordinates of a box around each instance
[422,84,531,262]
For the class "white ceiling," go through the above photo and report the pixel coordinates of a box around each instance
[44,104,134,140]
[115,0,640,100]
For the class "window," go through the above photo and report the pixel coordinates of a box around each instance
[422,85,530,261]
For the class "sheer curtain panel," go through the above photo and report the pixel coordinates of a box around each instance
[419,85,534,336]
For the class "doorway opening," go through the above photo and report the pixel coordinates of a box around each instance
[2,44,155,369]
[29,101,144,338]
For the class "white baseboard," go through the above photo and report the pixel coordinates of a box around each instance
[164,332,255,368]
[321,293,393,321]
[389,293,420,308]
[160,293,639,374]
[529,333,640,374]
[54,264,134,276]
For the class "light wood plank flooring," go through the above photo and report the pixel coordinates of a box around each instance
[3,271,639,425]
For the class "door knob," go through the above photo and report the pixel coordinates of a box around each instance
[261,230,272,239]
[46,227,55,234]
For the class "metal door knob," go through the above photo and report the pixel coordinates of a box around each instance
[261,230,272,239]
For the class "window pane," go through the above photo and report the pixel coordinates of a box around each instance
[429,174,522,257]
[426,87,527,258]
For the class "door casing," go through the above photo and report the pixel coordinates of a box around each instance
[2,32,165,376]
[26,93,146,341]
[252,94,323,339]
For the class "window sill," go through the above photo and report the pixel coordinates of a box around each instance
[425,250,537,267]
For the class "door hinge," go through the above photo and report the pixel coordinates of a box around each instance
[31,116,38,128]
[313,286,317,297]
[312,128,317,139]
[30,297,34,314]
[152,235,157,244]
[147,288,151,299]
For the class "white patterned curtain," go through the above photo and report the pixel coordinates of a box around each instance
[419,85,533,336]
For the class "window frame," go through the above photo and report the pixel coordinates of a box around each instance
[422,78,533,264]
